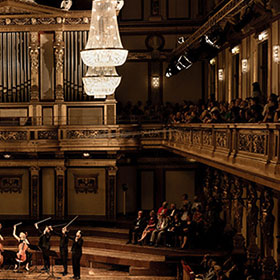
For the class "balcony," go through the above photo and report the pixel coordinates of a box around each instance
[0,122,279,189]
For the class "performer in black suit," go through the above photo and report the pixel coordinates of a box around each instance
[54,226,69,276]
[34,223,53,272]
[70,230,83,280]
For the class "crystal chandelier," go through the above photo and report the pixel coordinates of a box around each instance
[81,0,127,98]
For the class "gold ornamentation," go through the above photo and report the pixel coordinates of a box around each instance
[0,176,22,193]
[0,131,27,141]
[216,131,228,148]
[202,130,212,146]
[74,175,98,194]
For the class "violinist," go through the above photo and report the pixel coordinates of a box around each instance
[70,230,83,280]
[53,226,69,276]
[13,224,31,271]
[35,223,53,272]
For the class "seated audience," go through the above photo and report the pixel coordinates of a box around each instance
[157,201,168,217]
[127,210,146,244]
[138,210,157,244]
[150,212,169,247]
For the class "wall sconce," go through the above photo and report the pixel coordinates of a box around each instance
[152,76,160,88]
[218,69,224,81]
[231,46,240,55]
[242,59,248,73]
[210,58,216,65]
[258,30,268,42]
[273,45,280,63]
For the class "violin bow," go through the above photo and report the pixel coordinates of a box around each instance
[65,216,79,228]
[14,222,22,227]
[35,217,52,226]
[52,223,67,228]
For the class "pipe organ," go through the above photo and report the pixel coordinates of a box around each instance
[0,32,30,103]
[0,2,117,125]
[63,31,96,102]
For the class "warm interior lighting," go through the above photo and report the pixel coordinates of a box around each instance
[83,66,121,98]
[231,46,240,55]
[81,0,127,98]
[242,59,248,73]
[3,153,11,159]
[152,76,160,88]
[273,45,280,63]
[81,0,128,67]
[83,152,90,158]
[210,58,216,65]
[218,69,224,81]
[258,30,268,42]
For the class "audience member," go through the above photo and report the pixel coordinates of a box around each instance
[127,210,146,244]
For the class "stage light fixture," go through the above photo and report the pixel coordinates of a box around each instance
[177,54,193,69]
[231,46,240,55]
[210,58,216,65]
[258,30,268,42]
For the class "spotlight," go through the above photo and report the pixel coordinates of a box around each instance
[177,37,185,45]
[83,152,90,158]
[177,55,193,69]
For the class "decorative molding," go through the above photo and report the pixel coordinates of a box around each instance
[74,174,98,194]
[38,130,58,140]
[0,131,27,141]
[66,130,106,139]
[0,175,22,193]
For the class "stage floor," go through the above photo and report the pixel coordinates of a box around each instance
[0,266,176,280]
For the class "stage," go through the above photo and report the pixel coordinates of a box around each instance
[0,266,176,279]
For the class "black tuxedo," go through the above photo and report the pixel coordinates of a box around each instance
[54,231,69,274]
[71,237,83,278]
[37,228,52,269]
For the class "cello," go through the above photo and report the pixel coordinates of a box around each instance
[13,223,29,264]
[16,241,28,263]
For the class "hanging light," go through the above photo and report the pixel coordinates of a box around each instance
[83,66,121,98]
[81,0,127,98]
[81,0,128,67]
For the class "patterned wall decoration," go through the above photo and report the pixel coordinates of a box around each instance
[0,176,22,193]
[74,175,98,194]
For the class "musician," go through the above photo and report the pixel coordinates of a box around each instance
[35,223,53,272]
[13,224,31,271]
[53,226,69,276]
[70,230,83,280]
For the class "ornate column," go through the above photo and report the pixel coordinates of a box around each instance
[231,177,245,251]
[55,167,66,218]
[247,184,260,252]
[106,167,118,219]
[29,32,40,102]
[54,31,65,102]
[221,173,232,231]
[30,166,40,218]
[260,189,276,277]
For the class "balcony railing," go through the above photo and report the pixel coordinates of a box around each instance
[0,122,279,188]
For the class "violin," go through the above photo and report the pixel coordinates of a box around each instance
[16,242,28,263]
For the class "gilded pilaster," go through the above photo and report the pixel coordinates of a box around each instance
[30,166,40,218]
[55,166,66,218]
[29,32,40,102]
[54,31,65,102]
[106,166,118,219]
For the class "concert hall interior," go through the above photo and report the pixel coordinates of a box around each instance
[0,0,280,279]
